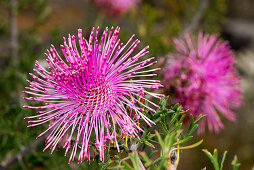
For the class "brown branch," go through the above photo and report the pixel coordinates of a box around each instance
[0,136,47,170]
[9,0,19,62]
[179,0,210,37]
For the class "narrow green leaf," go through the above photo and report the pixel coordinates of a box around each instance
[154,117,162,123]
[122,162,135,170]
[202,149,219,170]
[161,121,169,134]
[185,124,199,137]
[213,148,218,164]
[194,114,206,124]
[178,110,188,123]
[169,123,183,134]
[157,155,167,169]
[167,110,182,129]
[155,131,164,147]
[172,103,180,111]
[152,155,167,166]
[165,133,176,151]
[148,139,159,144]
[190,114,194,124]
[140,152,153,166]
[231,155,241,170]
[219,151,227,170]
[159,96,168,109]
[129,152,141,170]
[143,140,155,148]
[171,139,203,151]
[147,149,158,158]
[165,109,175,116]
[154,110,168,117]
[173,136,192,146]
[101,160,112,170]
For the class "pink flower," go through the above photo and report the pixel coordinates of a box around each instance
[94,0,140,16]
[24,27,163,163]
[163,32,242,133]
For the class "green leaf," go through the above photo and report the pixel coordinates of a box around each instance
[147,149,157,158]
[143,140,155,148]
[185,124,199,137]
[171,139,203,151]
[178,110,188,123]
[219,151,227,170]
[140,152,153,167]
[190,114,194,124]
[153,109,168,118]
[157,155,168,169]
[101,160,112,170]
[169,123,183,134]
[213,149,219,165]
[194,114,206,124]
[122,162,135,170]
[161,121,169,134]
[159,96,168,110]
[231,155,241,170]
[173,136,193,146]
[167,109,182,129]
[202,149,219,170]
[172,103,180,111]
[155,131,164,147]
[152,155,167,166]
[128,152,145,170]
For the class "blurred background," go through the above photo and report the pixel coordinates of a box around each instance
[0,0,253,169]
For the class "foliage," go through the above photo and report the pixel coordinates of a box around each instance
[202,149,241,170]
[98,97,205,169]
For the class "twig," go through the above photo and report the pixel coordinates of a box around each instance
[179,0,210,37]
[0,136,46,170]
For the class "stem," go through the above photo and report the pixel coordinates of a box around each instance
[129,140,146,170]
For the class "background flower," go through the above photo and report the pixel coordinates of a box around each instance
[24,27,162,163]
[93,0,140,16]
[163,32,242,133]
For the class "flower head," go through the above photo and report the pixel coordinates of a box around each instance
[24,27,162,163]
[94,0,140,16]
[163,32,242,133]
